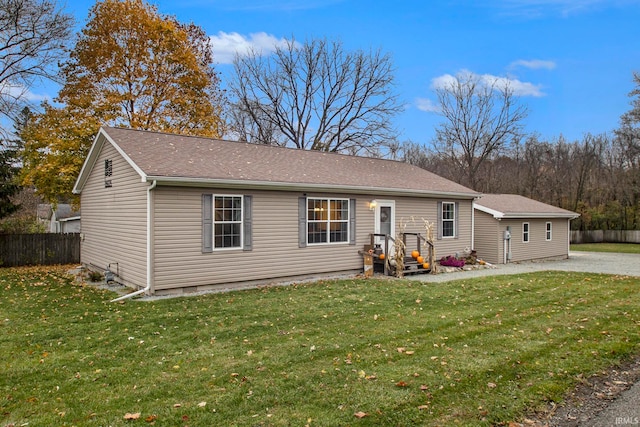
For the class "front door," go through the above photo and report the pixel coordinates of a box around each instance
[374,200,395,254]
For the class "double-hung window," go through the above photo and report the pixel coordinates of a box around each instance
[202,194,252,253]
[307,198,349,244]
[441,202,455,238]
[523,222,530,243]
[546,222,552,241]
[213,195,243,249]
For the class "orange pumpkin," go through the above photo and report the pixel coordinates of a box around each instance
[379,253,385,260]
[411,250,420,259]
[417,255,424,264]
[422,262,430,269]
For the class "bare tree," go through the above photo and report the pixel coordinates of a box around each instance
[612,71,640,229]
[0,0,73,137]
[229,38,402,154]
[432,71,528,189]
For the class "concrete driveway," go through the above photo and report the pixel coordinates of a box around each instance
[413,251,640,283]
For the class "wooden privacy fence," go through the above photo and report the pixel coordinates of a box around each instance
[0,233,81,267]
[571,230,640,244]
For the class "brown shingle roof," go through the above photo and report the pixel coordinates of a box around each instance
[475,194,578,218]
[91,126,478,198]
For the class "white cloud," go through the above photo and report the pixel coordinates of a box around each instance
[209,31,297,64]
[430,73,459,91]
[430,69,545,97]
[0,82,50,102]
[509,59,556,70]
[415,98,440,113]
[483,74,545,96]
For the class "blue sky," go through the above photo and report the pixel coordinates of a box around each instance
[49,0,640,144]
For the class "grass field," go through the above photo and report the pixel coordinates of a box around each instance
[571,242,640,254]
[1,266,639,426]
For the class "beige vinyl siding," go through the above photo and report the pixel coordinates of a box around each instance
[500,218,570,263]
[152,188,475,292]
[80,141,147,288]
[394,197,473,258]
[473,211,500,264]
[153,188,371,291]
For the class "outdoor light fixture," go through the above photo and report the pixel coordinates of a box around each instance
[369,200,377,210]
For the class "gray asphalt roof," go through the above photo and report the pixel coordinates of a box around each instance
[99,126,479,197]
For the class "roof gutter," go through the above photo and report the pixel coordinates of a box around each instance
[491,213,580,220]
[474,204,579,220]
[111,179,157,302]
[143,176,480,200]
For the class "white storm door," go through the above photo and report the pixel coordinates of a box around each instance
[374,200,395,253]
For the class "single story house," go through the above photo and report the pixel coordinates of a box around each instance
[73,126,480,296]
[473,194,579,264]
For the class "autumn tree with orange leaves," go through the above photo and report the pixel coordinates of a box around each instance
[20,0,226,204]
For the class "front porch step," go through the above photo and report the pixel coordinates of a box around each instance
[402,259,431,274]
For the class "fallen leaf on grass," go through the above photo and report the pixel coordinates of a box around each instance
[354,411,368,418]
[417,405,429,410]
[198,401,207,407]
[487,382,497,389]
[395,381,408,387]
[123,412,141,420]
[145,415,157,423]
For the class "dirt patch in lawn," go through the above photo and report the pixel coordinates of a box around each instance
[522,354,640,426]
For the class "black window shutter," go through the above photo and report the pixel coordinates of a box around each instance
[349,198,356,245]
[298,197,307,248]
[243,195,253,251]
[437,201,443,240]
[202,194,213,252]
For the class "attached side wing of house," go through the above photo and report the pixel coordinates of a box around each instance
[473,194,579,264]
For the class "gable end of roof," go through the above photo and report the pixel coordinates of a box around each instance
[73,127,148,194]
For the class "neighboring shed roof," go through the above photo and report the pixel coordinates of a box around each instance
[37,203,80,220]
[74,126,480,199]
[474,194,579,219]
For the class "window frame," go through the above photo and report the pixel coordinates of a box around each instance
[441,201,456,238]
[546,222,552,241]
[522,222,530,243]
[212,195,244,250]
[306,197,350,245]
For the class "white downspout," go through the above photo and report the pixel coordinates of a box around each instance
[471,200,475,251]
[567,218,571,257]
[111,180,157,302]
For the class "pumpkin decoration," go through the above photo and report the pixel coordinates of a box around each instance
[417,255,424,264]
[422,262,430,269]
[379,253,385,260]
[411,250,420,259]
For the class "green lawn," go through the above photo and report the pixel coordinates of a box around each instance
[571,242,640,254]
[1,266,639,426]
